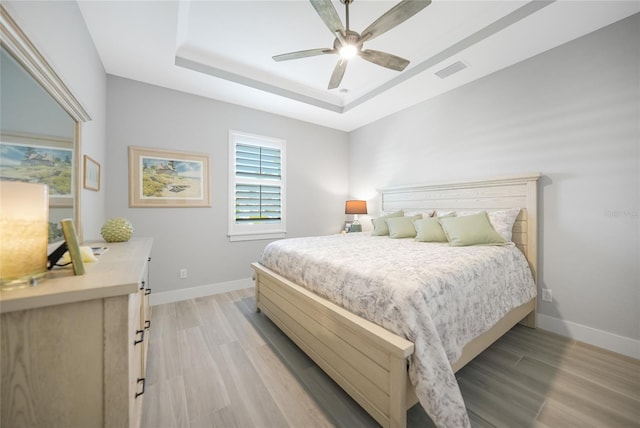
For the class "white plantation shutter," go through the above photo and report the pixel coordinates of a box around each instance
[235,144,281,180]
[229,131,286,241]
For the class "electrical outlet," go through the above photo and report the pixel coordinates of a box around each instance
[179,268,187,279]
[541,288,552,302]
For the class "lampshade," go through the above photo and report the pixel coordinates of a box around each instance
[0,181,49,289]
[345,200,367,215]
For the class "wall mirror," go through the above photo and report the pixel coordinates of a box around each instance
[0,5,90,241]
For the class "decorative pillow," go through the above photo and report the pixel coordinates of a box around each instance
[456,208,521,241]
[405,210,435,218]
[488,208,521,242]
[439,211,507,246]
[414,212,455,242]
[386,215,422,239]
[435,210,456,217]
[371,210,404,236]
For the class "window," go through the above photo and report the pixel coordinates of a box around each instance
[228,130,286,241]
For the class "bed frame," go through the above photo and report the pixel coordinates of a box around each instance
[252,173,540,428]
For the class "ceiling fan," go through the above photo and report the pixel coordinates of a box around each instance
[273,0,431,90]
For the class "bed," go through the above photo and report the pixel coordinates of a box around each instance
[251,173,540,428]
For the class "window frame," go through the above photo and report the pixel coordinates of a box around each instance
[228,130,286,242]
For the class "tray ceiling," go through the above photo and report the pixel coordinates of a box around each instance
[78,1,639,131]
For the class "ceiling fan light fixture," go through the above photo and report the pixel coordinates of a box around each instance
[274,0,431,89]
[339,44,358,59]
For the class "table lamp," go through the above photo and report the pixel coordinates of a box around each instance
[345,200,367,232]
[0,181,49,290]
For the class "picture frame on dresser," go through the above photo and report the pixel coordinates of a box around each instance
[60,218,85,275]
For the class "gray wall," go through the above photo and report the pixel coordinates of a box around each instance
[106,76,349,294]
[4,0,107,240]
[349,14,639,342]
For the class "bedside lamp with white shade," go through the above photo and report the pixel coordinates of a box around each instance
[345,200,367,232]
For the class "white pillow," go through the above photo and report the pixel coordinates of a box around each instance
[405,210,435,218]
[456,208,521,241]
[488,208,521,242]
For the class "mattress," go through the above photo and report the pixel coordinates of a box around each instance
[259,232,537,427]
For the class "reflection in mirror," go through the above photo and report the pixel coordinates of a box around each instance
[0,46,76,243]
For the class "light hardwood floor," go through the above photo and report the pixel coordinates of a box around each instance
[142,288,640,428]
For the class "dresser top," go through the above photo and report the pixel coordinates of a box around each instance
[0,238,153,313]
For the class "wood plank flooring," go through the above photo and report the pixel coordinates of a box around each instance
[142,288,640,428]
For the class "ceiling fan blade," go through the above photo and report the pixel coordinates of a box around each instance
[273,48,335,62]
[328,59,348,89]
[360,49,410,71]
[362,0,431,41]
[310,0,345,36]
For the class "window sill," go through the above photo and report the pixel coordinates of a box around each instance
[228,232,286,242]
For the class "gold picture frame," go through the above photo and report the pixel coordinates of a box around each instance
[128,146,211,208]
[60,218,85,276]
[83,155,101,191]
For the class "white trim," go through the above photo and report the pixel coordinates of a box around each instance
[537,313,640,359]
[150,277,253,306]
[228,130,287,241]
[1,5,91,122]
[229,232,286,242]
[175,2,553,116]
[150,284,639,357]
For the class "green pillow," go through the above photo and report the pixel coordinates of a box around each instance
[386,215,422,239]
[371,210,404,236]
[414,213,455,242]
[439,211,507,246]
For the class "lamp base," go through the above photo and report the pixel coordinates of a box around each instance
[349,220,362,233]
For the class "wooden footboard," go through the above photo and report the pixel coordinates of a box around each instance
[252,262,414,428]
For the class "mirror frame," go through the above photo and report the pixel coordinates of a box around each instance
[1,5,91,240]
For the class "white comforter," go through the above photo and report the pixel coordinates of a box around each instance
[259,233,536,428]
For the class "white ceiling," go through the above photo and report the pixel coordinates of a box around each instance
[78,0,639,132]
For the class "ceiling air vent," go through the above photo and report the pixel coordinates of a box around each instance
[435,61,468,79]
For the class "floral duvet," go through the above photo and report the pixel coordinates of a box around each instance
[259,233,536,428]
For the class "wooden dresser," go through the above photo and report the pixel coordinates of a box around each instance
[0,238,153,428]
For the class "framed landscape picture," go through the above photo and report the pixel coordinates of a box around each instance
[128,146,211,208]
[0,134,74,208]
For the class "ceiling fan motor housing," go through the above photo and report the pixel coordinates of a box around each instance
[334,30,363,51]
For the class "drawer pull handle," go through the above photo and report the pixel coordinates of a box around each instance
[144,320,151,330]
[148,257,151,262]
[135,378,145,398]
[144,287,151,296]
[134,329,145,345]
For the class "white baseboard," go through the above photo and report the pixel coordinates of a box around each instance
[537,313,640,359]
[150,284,639,359]
[150,277,254,306]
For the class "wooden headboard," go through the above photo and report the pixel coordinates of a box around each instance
[379,173,541,283]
